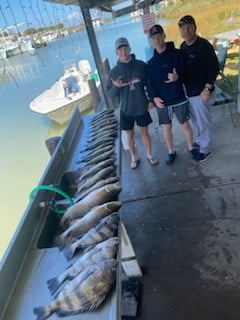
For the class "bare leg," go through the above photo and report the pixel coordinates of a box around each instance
[139,126,152,158]
[181,121,194,150]
[163,123,174,154]
[125,129,138,162]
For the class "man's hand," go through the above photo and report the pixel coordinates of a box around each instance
[111,77,123,88]
[165,68,179,83]
[201,90,211,102]
[147,102,154,111]
[154,97,165,109]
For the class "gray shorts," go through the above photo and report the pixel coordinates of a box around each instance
[157,101,190,125]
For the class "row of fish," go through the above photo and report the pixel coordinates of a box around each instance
[33,109,121,319]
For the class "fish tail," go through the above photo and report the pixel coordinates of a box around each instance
[63,243,77,261]
[54,235,65,251]
[33,306,49,320]
[47,277,61,296]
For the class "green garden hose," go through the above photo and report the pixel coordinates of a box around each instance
[29,185,74,214]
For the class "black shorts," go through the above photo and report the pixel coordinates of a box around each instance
[157,101,190,125]
[121,111,152,130]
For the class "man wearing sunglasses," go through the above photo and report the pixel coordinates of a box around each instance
[178,15,219,162]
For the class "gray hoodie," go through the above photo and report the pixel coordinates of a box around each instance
[107,54,151,117]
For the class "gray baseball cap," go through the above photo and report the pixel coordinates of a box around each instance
[115,37,129,50]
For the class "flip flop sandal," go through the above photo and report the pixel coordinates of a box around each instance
[131,159,140,169]
[147,157,159,165]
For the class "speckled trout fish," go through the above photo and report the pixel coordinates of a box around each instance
[76,166,115,197]
[60,182,122,229]
[47,237,119,296]
[75,176,119,202]
[33,259,117,319]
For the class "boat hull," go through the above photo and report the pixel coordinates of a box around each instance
[47,91,94,125]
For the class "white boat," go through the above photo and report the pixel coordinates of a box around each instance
[1,37,36,57]
[30,60,100,125]
[0,47,7,59]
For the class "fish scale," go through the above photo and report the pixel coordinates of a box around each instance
[60,182,122,229]
[47,237,119,296]
[56,201,121,251]
[34,259,117,319]
[75,176,119,202]
[63,213,119,261]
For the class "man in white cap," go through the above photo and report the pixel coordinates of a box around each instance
[107,37,158,169]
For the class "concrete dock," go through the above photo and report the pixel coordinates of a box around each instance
[120,95,240,320]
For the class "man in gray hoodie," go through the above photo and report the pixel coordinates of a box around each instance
[107,37,158,169]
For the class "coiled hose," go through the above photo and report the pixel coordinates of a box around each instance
[29,185,73,214]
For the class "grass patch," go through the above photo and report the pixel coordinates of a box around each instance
[157,0,239,96]
[216,51,239,95]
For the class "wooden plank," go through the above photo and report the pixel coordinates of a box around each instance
[121,222,142,278]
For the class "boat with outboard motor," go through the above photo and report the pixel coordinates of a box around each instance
[29,59,100,125]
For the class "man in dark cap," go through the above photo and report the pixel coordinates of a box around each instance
[147,24,199,164]
[178,15,219,162]
[107,37,158,169]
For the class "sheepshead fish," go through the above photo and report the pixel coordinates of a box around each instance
[55,201,121,250]
[60,182,122,229]
[47,237,119,296]
[63,212,119,261]
[33,259,117,319]
[75,176,119,202]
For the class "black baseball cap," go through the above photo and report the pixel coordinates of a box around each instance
[149,24,164,38]
[178,15,196,27]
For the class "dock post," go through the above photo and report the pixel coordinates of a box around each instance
[88,78,100,113]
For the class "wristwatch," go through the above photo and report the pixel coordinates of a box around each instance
[204,87,211,92]
[204,86,214,93]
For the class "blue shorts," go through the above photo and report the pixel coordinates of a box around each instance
[121,111,152,130]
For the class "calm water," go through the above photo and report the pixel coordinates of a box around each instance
[0,15,166,259]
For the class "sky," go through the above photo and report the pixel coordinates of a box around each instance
[0,0,131,33]
[0,0,86,32]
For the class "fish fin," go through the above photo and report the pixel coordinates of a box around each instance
[47,277,61,296]
[64,235,76,248]
[53,235,65,251]
[89,297,105,311]
[83,245,100,254]
[33,306,49,320]
[56,308,80,317]
[63,244,77,261]
[81,296,105,312]
[81,243,96,251]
